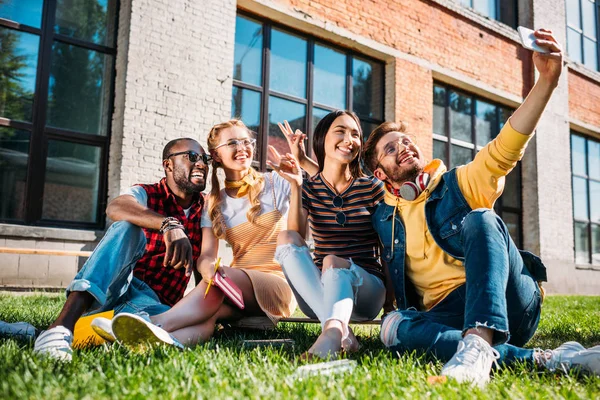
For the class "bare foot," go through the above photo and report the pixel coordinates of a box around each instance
[341,326,360,353]
[306,328,343,359]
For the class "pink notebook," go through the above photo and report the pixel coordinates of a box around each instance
[213,271,245,309]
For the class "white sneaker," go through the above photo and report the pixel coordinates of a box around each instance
[33,326,73,362]
[538,341,600,376]
[441,334,500,387]
[111,313,184,351]
[91,317,116,343]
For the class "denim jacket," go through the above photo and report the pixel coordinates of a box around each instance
[372,168,547,311]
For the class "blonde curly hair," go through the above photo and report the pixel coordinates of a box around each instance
[207,120,264,239]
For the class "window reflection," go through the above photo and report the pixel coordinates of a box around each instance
[450,91,472,142]
[313,44,346,109]
[233,15,263,87]
[270,29,307,99]
[475,100,496,147]
[353,57,383,120]
[231,87,261,133]
[54,0,117,46]
[0,0,43,28]
[268,96,305,156]
[0,127,29,220]
[47,42,113,135]
[433,86,446,136]
[0,28,39,122]
[42,140,101,222]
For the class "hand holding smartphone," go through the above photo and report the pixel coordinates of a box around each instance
[518,26,551,53]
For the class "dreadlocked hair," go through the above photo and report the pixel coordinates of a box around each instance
[207,119,264,239]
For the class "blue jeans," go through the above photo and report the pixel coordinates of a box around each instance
[66,221,171,317]
[382,210,542,366]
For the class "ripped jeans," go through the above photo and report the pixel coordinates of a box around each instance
[380,210,542,366]
[275,244,386,336]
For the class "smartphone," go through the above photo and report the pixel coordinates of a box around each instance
[518,26,551,53]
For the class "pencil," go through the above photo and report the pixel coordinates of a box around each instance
[204,257,221,298]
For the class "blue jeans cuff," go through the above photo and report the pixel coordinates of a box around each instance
[463,320,510,345]
[66,278,107,311]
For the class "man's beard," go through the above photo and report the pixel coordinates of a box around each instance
[173,168,206,194]
[381,162,423,186]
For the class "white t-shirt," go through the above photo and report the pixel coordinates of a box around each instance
[200,172,291,229]
[121,185,192,218]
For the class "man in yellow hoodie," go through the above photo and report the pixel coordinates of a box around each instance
[364,29,600,387]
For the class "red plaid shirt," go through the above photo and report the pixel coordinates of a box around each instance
[133,178,204,306]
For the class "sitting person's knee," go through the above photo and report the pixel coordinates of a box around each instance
[277,230,304,246]
[322,255,351,271]
[462,209,504,234]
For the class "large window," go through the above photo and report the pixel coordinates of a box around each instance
[433,83,522,246]
[567,0,599,71]
[458,0,518,27]
[231,12,385,170]
[0,0,116,229]
[571,133,600,266]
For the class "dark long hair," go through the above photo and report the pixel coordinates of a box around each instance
[312,110,366,178]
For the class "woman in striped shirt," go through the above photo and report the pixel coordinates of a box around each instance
[274,110,387,358]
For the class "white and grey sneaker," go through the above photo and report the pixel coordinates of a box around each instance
[33,326,73,362]
[91,317,116,343]
[441,334,500,387]
[537,341,600,376]
[111,312,184,351]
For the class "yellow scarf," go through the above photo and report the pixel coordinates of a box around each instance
[224,173,258,198]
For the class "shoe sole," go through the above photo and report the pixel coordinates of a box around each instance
[112,313,176,351]
[90,319,116,343]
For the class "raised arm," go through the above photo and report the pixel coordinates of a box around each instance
[278,121,319,177]
[508,29,563,135]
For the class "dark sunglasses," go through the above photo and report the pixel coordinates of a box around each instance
[166,151,211,164]
[333,195,346,226]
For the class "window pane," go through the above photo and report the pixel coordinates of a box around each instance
[47,43,113,135]
[312,107,330,132]
[54,0,117,46]
[268,96,305,156]
[571,134,587,176]
[433,140,447,166]
[583,37,598,71]
[592,224,600,265]
[566,0,581,28]
[451,144,473,168]
[450,91,472,143]
[0,127,29,220]
[590,181,600,223]
[567,28,583,63]
[43,140,101,223]
[575,221,590,264]
[233,15,263,87]
[589,139,600,180]
[0,28,39,122]
[0,0,43,28]
[503,212,521,248]
[352,57,383,120]
[473,0,496,19]
[433,86,446,136]
[502,163,521,209]
[270,29,307,99]
[476,100,496,147]
[582,0,597,38]
[231,87,261,133]
[573,176,589,220]
[361,121,379,143]
[313,44,346,109]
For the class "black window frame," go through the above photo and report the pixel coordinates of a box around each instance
[432,82,522,247]
[0,0,118,230]
[458,0,518,28]
[232,10,385,171]
[567,0,600,71]
[570,131,600,266]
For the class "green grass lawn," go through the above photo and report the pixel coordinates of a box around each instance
[1,293,599,399]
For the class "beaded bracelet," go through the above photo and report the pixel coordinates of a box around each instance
[159,217,184,234]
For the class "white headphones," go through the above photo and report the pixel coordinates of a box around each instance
[399,172,430,201]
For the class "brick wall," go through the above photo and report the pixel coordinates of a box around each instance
[569,69,600,128]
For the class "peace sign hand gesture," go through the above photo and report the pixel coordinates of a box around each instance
[267,145,303,187]
[278,120,307,164]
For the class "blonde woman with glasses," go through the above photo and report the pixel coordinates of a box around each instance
[111,120,299,348]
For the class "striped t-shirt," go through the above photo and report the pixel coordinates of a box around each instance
[302,174,385,280]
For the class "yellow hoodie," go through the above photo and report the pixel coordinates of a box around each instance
[383,120,531,310]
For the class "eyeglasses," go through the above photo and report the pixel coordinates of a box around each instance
[165,151,211,164]
[214,138,256,151]
[333,195,346,226]
[376,135,417,168]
